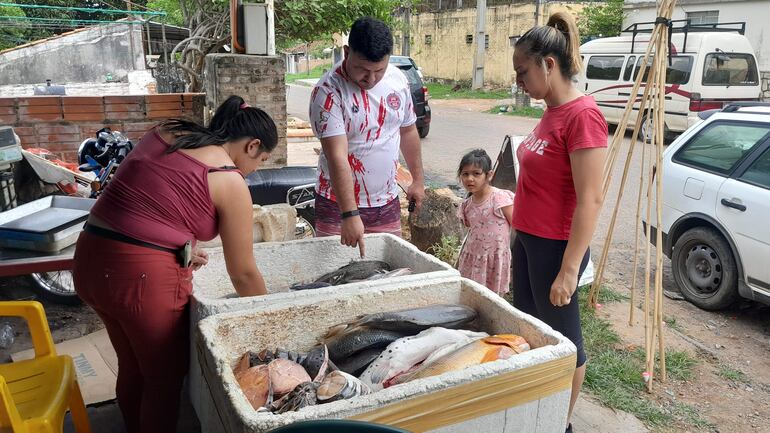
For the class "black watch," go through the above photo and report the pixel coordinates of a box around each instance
[341,209,360,219]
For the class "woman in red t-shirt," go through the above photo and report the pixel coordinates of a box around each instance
[511,12,607,433]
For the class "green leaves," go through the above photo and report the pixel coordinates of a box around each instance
[275,0,402,43]
[578,0,625,40]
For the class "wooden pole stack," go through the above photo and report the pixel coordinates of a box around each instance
[588,0,677,391]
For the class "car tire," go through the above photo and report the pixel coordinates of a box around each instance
[671,227,738,310]
[638,113,671,144]
[418,125,430,138]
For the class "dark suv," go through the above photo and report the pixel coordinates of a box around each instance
[390,55,431,138]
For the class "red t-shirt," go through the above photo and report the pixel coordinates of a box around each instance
[512,96,608,241]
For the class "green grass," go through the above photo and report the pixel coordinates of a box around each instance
[285,63,332,84]
[578,285,709,429]
[663,315,684,332]
[716,364,749,384]
[425,82,511,99]
[430,234,461,266]
[487,105,545,118]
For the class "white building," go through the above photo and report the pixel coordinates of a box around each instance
[623,0,770,100]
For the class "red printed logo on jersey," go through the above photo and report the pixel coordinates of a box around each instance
[386,92,401,110]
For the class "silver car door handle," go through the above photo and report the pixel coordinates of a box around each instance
[720,198,747,212]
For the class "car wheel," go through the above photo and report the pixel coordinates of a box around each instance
[418,125,430,139]
[671,227,738,310]
[638,113,670,144]
[28,271,82,305]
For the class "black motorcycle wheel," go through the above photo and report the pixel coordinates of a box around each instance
[28,270,82,305]
[296,207,315,239]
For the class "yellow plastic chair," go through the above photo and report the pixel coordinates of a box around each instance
[0,301,91,433]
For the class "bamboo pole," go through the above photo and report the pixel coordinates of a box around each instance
[590,76,655,307]
[629,120,648,326]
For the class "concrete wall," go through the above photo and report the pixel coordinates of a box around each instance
[623,0,770,99]
[0,24,145,86]
[0,71,157,98]
[0,93,204,161]
[395,2,583,86]
[203,54,288,168]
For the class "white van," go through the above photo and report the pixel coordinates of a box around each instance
[576,21,762,140]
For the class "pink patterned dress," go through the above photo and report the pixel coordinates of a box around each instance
[457,187,515,295]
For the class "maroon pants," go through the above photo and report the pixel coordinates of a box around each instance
[73,231,193,433]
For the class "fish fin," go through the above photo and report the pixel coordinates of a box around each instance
[480,347,508,363]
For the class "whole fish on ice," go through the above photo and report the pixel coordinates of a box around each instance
[391,334,531,385]
[324,304,478,340]
[324,327,406,363]
[314,260,391,285]
[359,327,488,391]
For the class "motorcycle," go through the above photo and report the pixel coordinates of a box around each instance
[245,166,317,239]
[30,138,318,304]
[77,128,133,198]
[26,128,135,305]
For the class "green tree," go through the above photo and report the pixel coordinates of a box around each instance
[578,0,625,40]
[0,5,26,50]
[275,0,401,44]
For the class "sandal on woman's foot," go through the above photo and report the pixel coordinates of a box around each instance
[565,423,573,433]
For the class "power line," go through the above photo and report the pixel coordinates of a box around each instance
[0,15,149,25]
[0,2,165,17]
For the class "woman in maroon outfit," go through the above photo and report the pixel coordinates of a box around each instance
[73,95,277,433]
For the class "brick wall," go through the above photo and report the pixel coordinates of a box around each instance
[204,54,287,168]
[0,93,205,161]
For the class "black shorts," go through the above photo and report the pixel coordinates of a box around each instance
[511,230,590,367]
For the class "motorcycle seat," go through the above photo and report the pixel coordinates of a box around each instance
[245,166,317,206]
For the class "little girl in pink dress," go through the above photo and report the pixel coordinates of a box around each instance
[456,149,515,296]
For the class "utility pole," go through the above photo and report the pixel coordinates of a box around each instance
[402,5,411,57]
[471,0,486,89]
[126,0,136,72]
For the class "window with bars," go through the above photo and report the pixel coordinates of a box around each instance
[686,10,719,25]
[466,34,473,44]
[485,34,489,50]
[425,35,432,45]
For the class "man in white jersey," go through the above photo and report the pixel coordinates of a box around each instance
[309,16,425,256]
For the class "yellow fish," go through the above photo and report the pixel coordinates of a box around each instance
[392,334,530,385]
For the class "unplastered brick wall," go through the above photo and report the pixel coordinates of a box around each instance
[204,54,287,168]
[0,93,205,161]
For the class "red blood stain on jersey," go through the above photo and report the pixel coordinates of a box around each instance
[323,93,334,111]
[348,153,371,207]
[375,96,386,140]
[361,89,370,113]
[318,169,331,198]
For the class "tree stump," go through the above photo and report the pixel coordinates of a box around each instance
[408,188,466,253]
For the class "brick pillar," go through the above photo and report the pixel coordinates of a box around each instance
[203,54,287,168]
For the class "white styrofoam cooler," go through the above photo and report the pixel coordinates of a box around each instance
[196,276,577,433]
[189,233,459,424]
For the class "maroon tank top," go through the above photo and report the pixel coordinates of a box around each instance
[90,128,241,249]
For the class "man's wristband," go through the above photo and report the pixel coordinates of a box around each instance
[341,209,360,220]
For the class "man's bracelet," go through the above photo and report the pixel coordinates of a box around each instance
[341,209,360,219]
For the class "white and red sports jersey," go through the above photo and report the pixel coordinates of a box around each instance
[309,60,417,208]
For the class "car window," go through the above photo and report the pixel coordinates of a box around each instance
[634,56,693,84]
[739,147,770,189]
[586,56,625,80]
[673,122,770,175]
[702,53,759,86]
[623,56,636,81]
[397,65,421,87]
